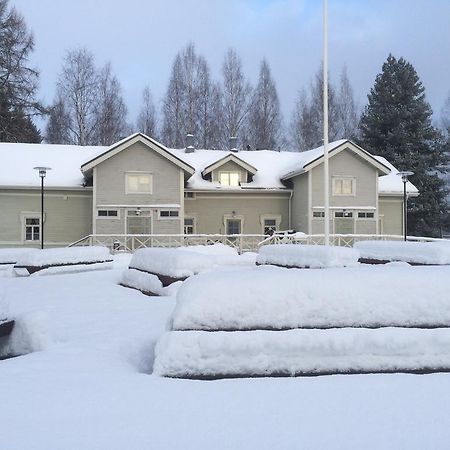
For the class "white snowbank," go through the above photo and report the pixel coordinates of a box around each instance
[120,269,164,295]
[354,240,450,264]
[0,248,37,265]
[154,328,450,378]
[170,266,450,331]
[15,246,112,267]
[257,244,360,268]
[0,312,48,358]
[130,248,211,278]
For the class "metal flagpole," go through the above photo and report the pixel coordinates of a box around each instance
[323,0,330,246]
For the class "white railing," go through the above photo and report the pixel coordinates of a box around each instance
[69,233,445,253]
[69,234,266,253]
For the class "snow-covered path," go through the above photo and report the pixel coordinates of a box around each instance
[1,257,450,449]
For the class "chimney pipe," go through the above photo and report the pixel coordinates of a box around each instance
[185,134,195,153]
[229,136,238,152]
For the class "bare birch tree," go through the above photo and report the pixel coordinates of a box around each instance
[220,48,252,149]
[247,59,282,150]
[136,86,158,138]
[45,98,71,144]
[336,66,359,140]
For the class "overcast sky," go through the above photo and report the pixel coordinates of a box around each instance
[12,0,450,130]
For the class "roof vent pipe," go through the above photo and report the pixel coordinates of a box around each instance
[229,136,238,152]
[185,134,195,153]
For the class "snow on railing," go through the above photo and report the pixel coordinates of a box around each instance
[69,233,445,253]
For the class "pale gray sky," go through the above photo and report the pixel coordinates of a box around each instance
[12,0,450,128]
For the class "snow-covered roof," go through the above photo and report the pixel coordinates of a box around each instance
[374,156,419,195]
[0,136,417,195]
[0,142,106,189]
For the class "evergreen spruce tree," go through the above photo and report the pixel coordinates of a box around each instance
[359,54,448,237]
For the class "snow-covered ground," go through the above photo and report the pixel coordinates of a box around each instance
[1,254,450,449]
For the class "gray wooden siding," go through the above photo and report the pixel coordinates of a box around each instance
[185,192,290,234]
[379,197,403,235]
[291,173,309,233]
[0,189,92,247]
[311,149,378,208]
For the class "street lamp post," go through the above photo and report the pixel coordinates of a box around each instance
[33,167,51,249]
[397,171,414,241]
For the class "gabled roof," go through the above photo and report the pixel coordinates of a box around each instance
[201,153,258,177]
[81,133,195,176]
[281,140,391,181]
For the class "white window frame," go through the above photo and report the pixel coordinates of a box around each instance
[356,211,375,219]
[332,176,356,196]
[97,209,120,219]
[184,217,196,234]
[312,211,325,219]
[260,214,281,235]
[223,214,244,235]
[219,171,241,187]
[22,215,41,242]
[158,210,180,220]
[125,172,153,195]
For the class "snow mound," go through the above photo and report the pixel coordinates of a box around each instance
[120,269,164,296]
[153,328,450,378]
[0,312,48,358]
[0,248,38,265]
[130,248,214,278]
[170,266,450,331]
[15,246,112,267]
[354,240,450,265]
[257,244,360,268]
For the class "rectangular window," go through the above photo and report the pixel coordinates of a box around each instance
[159,210,179,218]
[126,173,152,194]
[25,217,40,241]
[333,177,355,195]
[263,219,277,235]
[98,210,118,217]
[184,218,195,234]
[226,219,241,235]
[358,212,375,219]
[335,211,353,218]
[313,211,325,218]
[184,191,195,199]
[219,172,240,186]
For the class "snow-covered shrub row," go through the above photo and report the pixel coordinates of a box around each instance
[0,248,37,266]
[256,244,360,268]
[354,240,450,265]
[120,269,183,297]
[153,328,450,378]
[0,312,48,358]
[170,265,450,331]
[15,246,112,267]
[129,244,252,279]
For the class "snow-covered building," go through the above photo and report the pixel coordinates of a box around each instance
[0,133,418,248]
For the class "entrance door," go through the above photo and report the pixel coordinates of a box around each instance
[226,219,241,235]
[334,212,354,234]
[127,216,152,234]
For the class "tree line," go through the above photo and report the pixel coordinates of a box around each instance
[0,0,449,236]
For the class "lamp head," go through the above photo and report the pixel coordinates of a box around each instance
[34,166,52,178]
[397,171,414,183]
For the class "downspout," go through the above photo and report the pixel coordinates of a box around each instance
[289,190,293,230]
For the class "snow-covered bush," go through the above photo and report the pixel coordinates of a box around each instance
[0,248,37,266]
[257,244,359,268]
[169,265,450,331]
[354,240,450,265]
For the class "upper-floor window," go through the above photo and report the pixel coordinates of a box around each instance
[219,171,240,186]
[184,191,196,199]
[333,177,355,196]
[126,173,152,194]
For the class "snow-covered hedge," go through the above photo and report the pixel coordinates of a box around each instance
[354,240,450,265]
[153,328,450,378]
[15,246,112,267]
[120,269,183,297]
[0,248,37,266]
[256,244,359,268]
[170,265,450,331]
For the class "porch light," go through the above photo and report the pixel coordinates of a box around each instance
[397,171,414,241]
[33,166,51,249]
